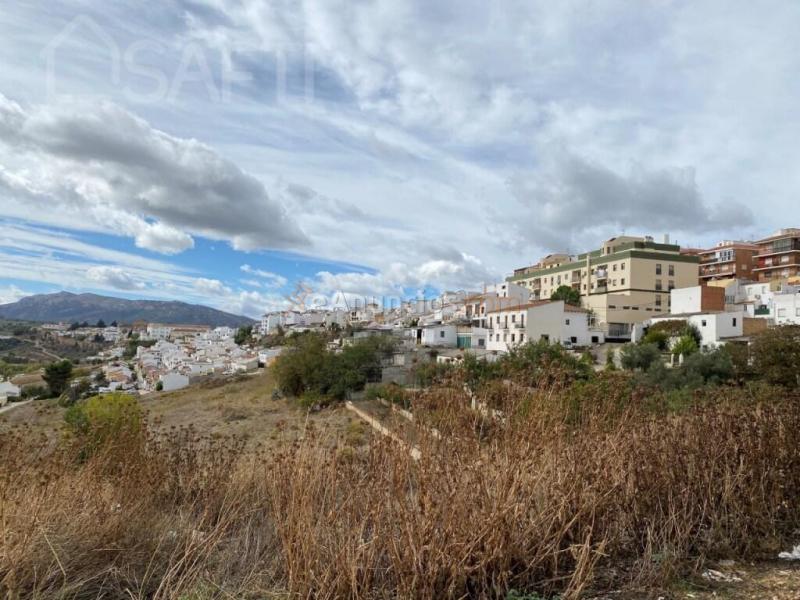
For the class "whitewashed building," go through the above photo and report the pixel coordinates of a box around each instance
[485,300,603,353]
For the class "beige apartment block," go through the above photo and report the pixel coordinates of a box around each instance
[507,236,699,338]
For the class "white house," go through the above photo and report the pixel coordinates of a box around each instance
[416,324,458,347]
[0,381,21,406]
[159,372,190,392]
[647,311,746,350]
[485,300,603,353]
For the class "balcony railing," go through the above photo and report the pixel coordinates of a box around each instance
[758,241,800,256]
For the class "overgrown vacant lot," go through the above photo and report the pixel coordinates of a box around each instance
[0,370,359,449]
[2,367,800,599]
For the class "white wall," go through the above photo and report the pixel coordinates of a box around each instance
[649,311,744,349]
[774,294,800,325]
[421,325,457,347]
[670,286,704,315]
[160,372,189,392]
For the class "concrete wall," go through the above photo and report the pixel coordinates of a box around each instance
[421,325,457,347]
[774,293,800,325]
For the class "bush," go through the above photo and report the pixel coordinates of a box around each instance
[64,392,143,458]
[620,343,660,371]
[500,340,591,383]
[751,325,800,388]
[641,329,669,350]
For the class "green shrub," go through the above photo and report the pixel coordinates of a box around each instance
[641,329,669,350]
[620,343,660,371]
[272,333,393,402]
[64,392,143,458]
[751,325,800,388]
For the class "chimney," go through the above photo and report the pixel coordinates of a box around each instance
[663,234,670,244]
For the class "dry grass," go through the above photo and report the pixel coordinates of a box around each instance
[1,372,799,599]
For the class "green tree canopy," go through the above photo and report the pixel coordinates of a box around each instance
[43,359,73,397]
[550,285,581,306]
[751,325,800,388]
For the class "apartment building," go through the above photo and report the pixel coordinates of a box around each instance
[754,228,800,282]
[697,241,759,282]
[507,235,699,338]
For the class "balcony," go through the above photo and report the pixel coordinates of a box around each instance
[758,240,800,256]
[595,268,608,280]
[595,285,608,294]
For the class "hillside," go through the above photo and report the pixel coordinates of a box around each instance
[0,292,254,327]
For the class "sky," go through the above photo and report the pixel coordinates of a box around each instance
[0,1,798,317]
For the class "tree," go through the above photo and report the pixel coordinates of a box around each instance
[69,322,80,331]
[110,320,118,327]
[672,335,699,357]
[43,359,73,397]
[155,380,163,391]
[751,325,800,388]
[550,285,581,306]
[96,319,106,328]
[234,325,253,346]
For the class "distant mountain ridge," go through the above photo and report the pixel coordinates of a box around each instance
[0,292,255,327]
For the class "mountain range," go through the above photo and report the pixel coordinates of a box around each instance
[0,292,255,327]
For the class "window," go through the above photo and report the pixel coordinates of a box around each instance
[668,280,675,291]
[613,264,617,271]
[478,339,485,348]
[621,263,626,271]
[541,334,550,341]
[520,314,525,326]
[591,336,599,343]
[496,334,500,341]
[655,280,663,291]
[732,317,737,327]
[701,320,707,327]
[656,263,662,275]
[570,336,577,344]
[511,334,515,342]
[621,278,626,286]
[520,334,525,342]
[778,308,787,317]
[565,318,570,325]
[796,308,800,317]
[655,296,662,307]
[440,330,445,338]
[503,333,507,342]
[511,314,516,323]
[781,255,790,264]
[668,264,675,276]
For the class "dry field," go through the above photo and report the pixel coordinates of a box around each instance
[0,369,364,450]
[1,371,799,599]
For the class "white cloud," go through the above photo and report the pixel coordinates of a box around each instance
[193,277,232,296]
[0,94,309,254]
[0,285,32,306]
[86,266,146,290]
[240,264,288,288]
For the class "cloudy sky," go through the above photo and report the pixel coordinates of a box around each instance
[0,1,798,316]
